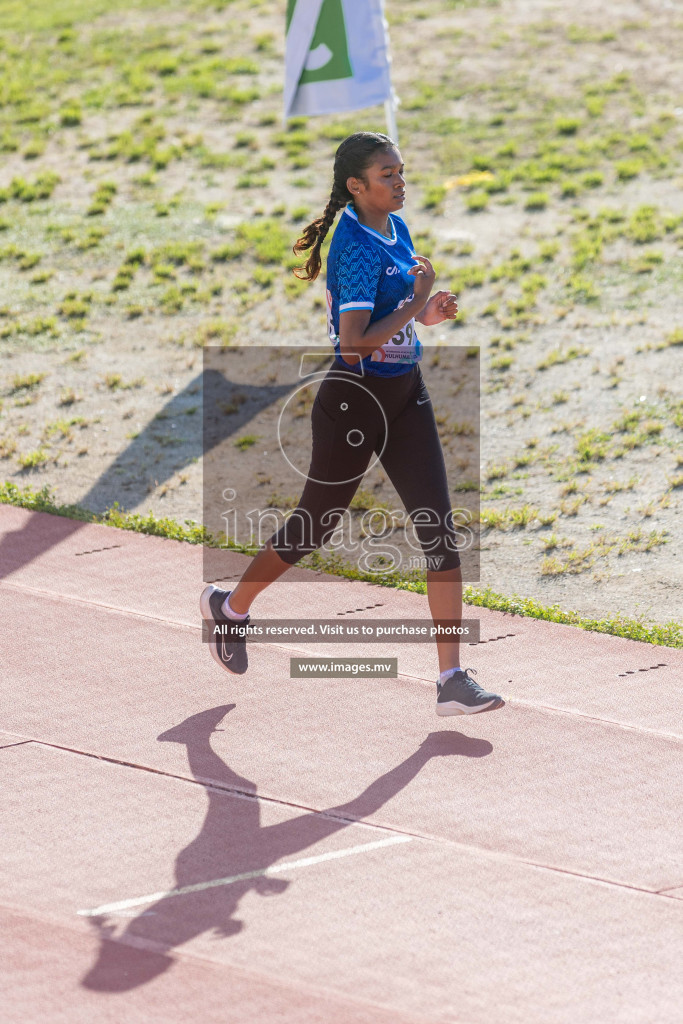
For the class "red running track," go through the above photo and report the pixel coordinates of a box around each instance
[1,506,682,1023]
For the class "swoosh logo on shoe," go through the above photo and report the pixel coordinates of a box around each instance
[221,650,233,662]
[417,397,430,405]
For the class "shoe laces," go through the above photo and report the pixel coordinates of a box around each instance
[458,667,484,692]
[439,666,478,690]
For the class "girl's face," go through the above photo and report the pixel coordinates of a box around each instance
[348,146,406,214]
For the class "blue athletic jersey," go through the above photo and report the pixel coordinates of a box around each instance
[326,204,423,377]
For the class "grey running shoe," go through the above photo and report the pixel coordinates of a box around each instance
[436,668,504,717]
[200,585,250,675]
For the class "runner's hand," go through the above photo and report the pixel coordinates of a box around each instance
[420,290,459,326]
[408,254,436,305]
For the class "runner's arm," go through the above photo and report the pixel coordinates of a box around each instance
[338,300,422,364]
[339,254,434,364]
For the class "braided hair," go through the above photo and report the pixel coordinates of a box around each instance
[293,131,395,281]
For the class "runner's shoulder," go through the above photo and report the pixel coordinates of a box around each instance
[331,210,374,247]
[389,213,414,249]
[329,228,384,275]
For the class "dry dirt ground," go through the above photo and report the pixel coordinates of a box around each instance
[1,0,682,629]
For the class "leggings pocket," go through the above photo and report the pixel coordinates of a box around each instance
[310,392,344,480]
[311,383,380,486]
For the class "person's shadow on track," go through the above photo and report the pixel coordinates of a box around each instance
[81,704,493,993]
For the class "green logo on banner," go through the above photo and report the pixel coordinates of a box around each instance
[287,0,352,84]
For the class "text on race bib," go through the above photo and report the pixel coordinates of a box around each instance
[371,318,422,363]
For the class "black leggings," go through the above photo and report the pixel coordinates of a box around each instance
[270,362,461,572]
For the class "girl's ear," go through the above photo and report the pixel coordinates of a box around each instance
[346,176,361,196]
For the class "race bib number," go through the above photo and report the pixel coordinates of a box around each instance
[371,318,422,363]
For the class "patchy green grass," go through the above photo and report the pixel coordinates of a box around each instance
[537,345,591,370]
[9,372,46,393]
[101,373,145,390]
[234,434,259,451]
[524,191,549,211]
[17,448,50,469]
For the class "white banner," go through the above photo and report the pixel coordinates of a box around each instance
[285,0,394,121]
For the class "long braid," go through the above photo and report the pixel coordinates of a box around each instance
[291,130,395,283]
[292,189,346,281]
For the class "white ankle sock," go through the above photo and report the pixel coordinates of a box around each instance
[221,593,249,621]
[439,667,462,684]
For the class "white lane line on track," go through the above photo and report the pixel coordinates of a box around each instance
[77,834,412,918]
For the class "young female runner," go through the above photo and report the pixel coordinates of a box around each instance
[201,131,504,717]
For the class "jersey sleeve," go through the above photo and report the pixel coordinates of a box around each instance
[335,242,382,313]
